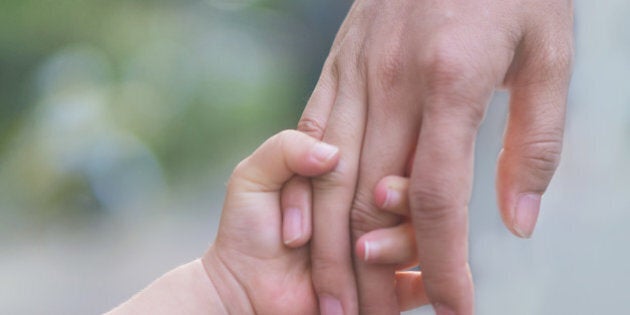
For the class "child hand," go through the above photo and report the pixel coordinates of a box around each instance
[355,174,473,311]
[203,131,430,314]
[355,175,432,311]
[109,131,430,314]
[356,175,418,266]
[202,130,340,315]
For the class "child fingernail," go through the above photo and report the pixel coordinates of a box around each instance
[363,241,371,261]
[513,193,541,238]
[383,187,400,208]
[283,207,303,245]
[312,142,338,163]
[319,294,344,315]
[363,240,380,262]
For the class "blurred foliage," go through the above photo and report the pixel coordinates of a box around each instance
[0,0,349,223]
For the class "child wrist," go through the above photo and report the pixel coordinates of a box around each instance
[201,247,256,314]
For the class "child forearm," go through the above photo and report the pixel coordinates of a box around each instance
[106,259,226,315]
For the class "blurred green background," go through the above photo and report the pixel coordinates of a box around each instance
[1,1,630,314]
[0,0,349,224]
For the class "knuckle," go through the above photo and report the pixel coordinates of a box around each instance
[275,129,301,152]
[419,36,489,124]
[330,55,343,79]
[409,180,465,220]
[297,116,326,140]
[228,158,262,191]
[373,43,405,88]
[422,36,477,91]
[519,137,563,174]
[538,41,574,79]
[323,55,341,82]
[517,37,574,86]
[333,34,363,69]
[350,189,399,234]
[310,254,348,287]
[330,32,367,83]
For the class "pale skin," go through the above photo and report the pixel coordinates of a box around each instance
[107,130,427,315]
[286,0,574,314]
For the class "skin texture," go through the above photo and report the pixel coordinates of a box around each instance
[108,130,430,314]
[356,175,417,267]
[204,130,342,315]
[290,0,574,314]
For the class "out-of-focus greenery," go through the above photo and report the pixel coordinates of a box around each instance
[0,0,349,225]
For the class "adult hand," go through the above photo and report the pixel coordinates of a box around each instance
[295,0,573,314]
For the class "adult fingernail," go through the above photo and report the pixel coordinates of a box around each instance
[513,193,541,238]
[434,303,455,315]
[319,294,343,315]
[283,207,302,245]
[312,142,339,163]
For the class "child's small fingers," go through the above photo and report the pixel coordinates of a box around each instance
[373,175,410,216]
[230,130,339,193]
[355,222,418,265]
[281,176,312,247]
[395,271,430,311]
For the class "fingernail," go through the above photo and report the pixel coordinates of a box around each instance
[363,240,372,261]
[383,187,400,208]
[434,303,455,315]
[362,240,381,262]
[283,207,302,245]
[319,294,343,315]
[312,142,339,163]
[513,193,541,238]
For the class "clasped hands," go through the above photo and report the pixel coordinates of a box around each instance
[109,0,573,314]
